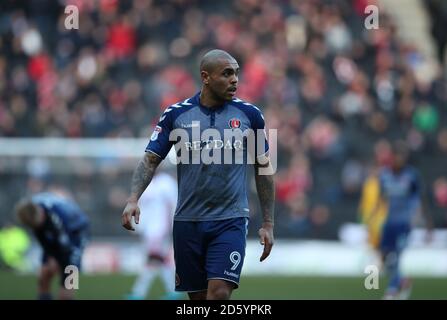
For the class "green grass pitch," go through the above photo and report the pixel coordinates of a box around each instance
[0,271,446,300]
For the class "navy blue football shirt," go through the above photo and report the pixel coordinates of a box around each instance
[146,92,269,221]
[31,192,89,268]
[379,166,422,224]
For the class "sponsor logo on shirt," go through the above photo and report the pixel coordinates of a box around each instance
[181,123,200,128]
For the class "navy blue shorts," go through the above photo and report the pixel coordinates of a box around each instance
[173,217,249,292]
[379,222,410,254]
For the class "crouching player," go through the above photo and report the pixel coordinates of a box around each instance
[15,192,89,300]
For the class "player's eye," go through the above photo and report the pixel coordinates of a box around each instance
[223,69,235,77]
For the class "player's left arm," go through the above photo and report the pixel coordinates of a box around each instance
[420,198,434,243]
[250,105,275,262]
[254,157,275,262]
[415,172,434,240]
[419,193,434,230]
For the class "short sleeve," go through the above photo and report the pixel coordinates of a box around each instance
[145,108,175,159]
[251,107,269,158]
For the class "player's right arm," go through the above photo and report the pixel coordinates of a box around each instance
[122,152,162,231]
[121,103,184,231]
[413,170,434,242]
[122,104,176,231]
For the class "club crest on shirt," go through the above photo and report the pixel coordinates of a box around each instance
[150,125,162,141]
[228,118,241,129]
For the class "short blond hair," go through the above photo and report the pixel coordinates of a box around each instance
[15,199,40,227]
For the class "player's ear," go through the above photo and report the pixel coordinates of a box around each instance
[201,70,210,85]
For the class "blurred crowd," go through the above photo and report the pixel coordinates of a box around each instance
[0,0,446,238]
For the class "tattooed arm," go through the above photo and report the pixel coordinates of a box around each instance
[121,152,162,231]
[254,159,275,262]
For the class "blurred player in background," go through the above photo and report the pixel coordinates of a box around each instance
[359,165,387,250]
[122,49,275,300]
[15,192,89,300]
[371,141,432,299]
[126,169,183,300]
